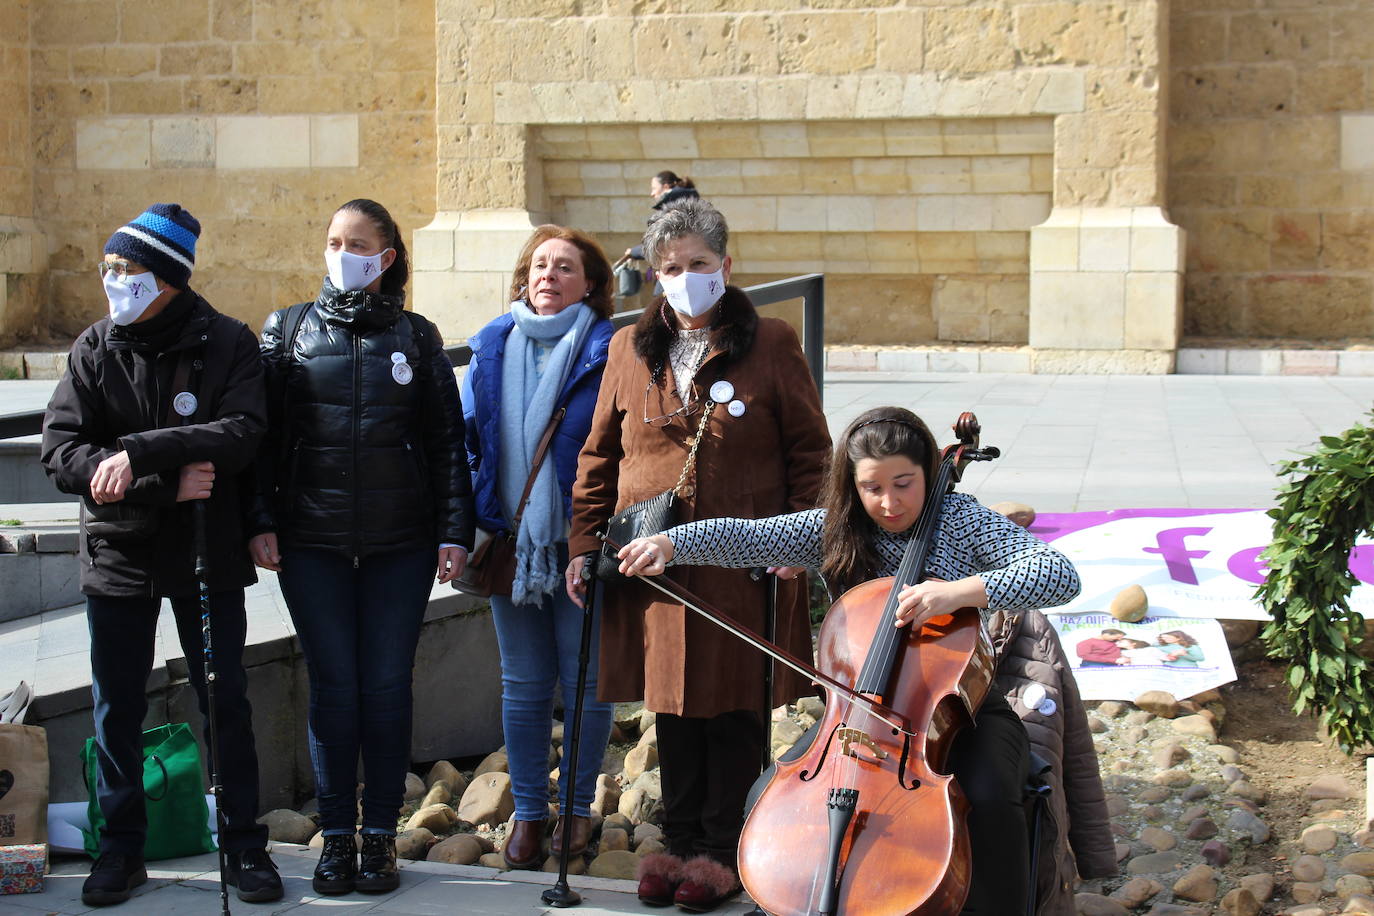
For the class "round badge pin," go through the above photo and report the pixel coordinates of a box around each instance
[172,391,198,418]
[1021,683,1046,711]
[391,351,407,364]
[392,362,414,385]
[727,399,746,417]
[1036,697,1058,717]
[709,380,734,403]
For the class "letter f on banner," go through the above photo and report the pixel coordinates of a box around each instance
[1143,527,1212,584]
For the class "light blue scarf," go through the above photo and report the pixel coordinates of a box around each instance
[499,299,596,606]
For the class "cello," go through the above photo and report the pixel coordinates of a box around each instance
[608,412,1001,916]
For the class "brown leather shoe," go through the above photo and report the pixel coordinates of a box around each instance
[502,818,546,870]
[549,814,592,857]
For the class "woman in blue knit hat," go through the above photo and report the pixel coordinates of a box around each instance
[42,203,283,906]
[247,199,475,897]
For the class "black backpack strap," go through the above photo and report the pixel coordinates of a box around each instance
[282,301,311,359]
[403,311,432,382]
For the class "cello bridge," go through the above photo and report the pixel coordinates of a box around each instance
[837,727,889,760]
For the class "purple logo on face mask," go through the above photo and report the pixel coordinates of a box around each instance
[363,262,377,275]
[709,280,719,293]
[131,277,156,299]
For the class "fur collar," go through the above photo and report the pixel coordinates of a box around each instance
[632,285,758,382]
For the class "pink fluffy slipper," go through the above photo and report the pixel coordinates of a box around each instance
[673,856,740,913]
[636,852,685,907]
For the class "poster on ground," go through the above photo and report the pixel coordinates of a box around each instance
[1049,613,1236,701]
[1029,508,1374,621]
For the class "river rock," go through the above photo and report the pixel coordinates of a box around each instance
[1181,784,1209,802]
[1292,854,1328,883]
[1200,840,1230,866]
[588,850,640,879]
[1308,773,1355,799]
[1140,827,1177,851]
[1239,873,1274,902]
[404,771,426,801]
[1227,809,1270,843]
[623,744,659,783]
[1339,875,1374,899]
[599,827,630,851]
[1111,877,1163,907]
[637,836,666,856]
[395,827,436,860]
[1153,768,1193,788]
[540,854,586,875]
[1292,882,1324,904]
[1343,852,1374,877]
[428,834,485,865]
[257,809,317,845]
[1088,717,1109,734]
[633,823,663,847]
[1105,796,1129,817]
[1125,710,1156,727]
[475,749,509,777]
[618,787,661,825]
[772,718,805,747]
[1097,701,1127,718]
[1111,585,1149,622]
[1127,851,1183,875]
[1220,619,1260,647]
[1173,864,1217,902]
[1192,688,1223,703]
[1152,744,1189,768]
[1345,894,1374,913]
[1139,786,1172,804]
[604,812,633,833]
[990,501,1036,527]
[421,781,452,809]
[479,852,505,868]
[1122,726,1150,745]
[1219,886,1261,916]
[458,773,515,827]
[405,803,458,833]
[1136,691,1180,719]
[593,773,621,817]
[426,759,462,789]
[1209,744,1240,764]
[637,723,657,750]
[1074,893,1129,915]
[1170,715,1217,741]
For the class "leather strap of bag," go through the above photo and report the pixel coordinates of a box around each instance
[164,348,200,428]
[510,406,567,531]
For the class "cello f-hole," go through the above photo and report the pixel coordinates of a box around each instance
[799,721,844,782]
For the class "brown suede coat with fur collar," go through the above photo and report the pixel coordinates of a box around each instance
[569,287,831,718]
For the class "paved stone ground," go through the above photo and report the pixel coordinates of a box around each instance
[0,844,761,915]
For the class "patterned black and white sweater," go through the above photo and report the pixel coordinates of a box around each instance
[665,492,1081,619]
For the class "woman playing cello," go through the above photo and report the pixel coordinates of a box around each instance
[618,406,1082,914]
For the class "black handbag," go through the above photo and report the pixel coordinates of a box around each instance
[597,400,715,582]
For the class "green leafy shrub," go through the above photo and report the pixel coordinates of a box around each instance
[1255,411,1374,751]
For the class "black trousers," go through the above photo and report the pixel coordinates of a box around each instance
[655,709,764,866]
[86,590,269,857]
[948,691,1031,914]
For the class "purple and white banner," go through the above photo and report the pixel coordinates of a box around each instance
[1029,508,1374,621]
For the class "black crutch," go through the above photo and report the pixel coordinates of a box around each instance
[543,555,600,908]
[193,501,232,916]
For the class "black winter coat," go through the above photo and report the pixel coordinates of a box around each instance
[251,282,474,560]
[41,290,267,598]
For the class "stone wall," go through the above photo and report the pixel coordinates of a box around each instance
[1,0,45,349]
[1170,0,1374,339]
[28,0,437,339]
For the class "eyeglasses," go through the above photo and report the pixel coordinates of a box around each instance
[642,381,700,427]
[97,261,149,281]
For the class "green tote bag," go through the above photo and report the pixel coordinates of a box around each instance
[80,722,217,860]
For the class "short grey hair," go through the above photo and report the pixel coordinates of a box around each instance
[641,198,729,269]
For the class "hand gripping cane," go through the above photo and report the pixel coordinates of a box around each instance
[542,555,601,908]
[193,502,232,915]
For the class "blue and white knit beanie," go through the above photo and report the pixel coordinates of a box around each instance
[103,203,200,289]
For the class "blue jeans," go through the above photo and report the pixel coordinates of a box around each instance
[490,553,613,821]
[86,590,268,856]
[278,546,434,834]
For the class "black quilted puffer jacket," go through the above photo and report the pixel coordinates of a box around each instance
[250,280,474,560]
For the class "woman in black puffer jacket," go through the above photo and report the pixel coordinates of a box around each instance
[248,199,474,897]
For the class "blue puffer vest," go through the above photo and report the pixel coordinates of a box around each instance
[461,312,614,535]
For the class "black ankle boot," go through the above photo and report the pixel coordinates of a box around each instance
[312,834,357,896]
[356,833,399,894]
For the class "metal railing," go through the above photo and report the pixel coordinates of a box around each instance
[0,274,824,441]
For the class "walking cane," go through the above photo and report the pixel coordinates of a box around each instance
[193,501,232,916]
[542,555,600,908]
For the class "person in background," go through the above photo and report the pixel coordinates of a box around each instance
[42,203,281,907]
[247,199,473,897]
[624,170,700,261]
[461,225,617,869]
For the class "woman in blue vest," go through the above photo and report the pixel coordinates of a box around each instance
[462,225,617,869]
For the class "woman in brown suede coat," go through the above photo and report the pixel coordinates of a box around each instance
[566,199,830,910]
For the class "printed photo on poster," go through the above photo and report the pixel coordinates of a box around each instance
[1049,613,1236,701]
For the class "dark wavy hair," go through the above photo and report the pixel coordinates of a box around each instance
[334,198,409,298]
[655,170,695,191]
[1158,629,1198,647]
[820,407,940,593]
[507,224,614,319]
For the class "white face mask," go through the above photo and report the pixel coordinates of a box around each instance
[325,248,391,292]
[660,268,726,319]
[104,271,162,326]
